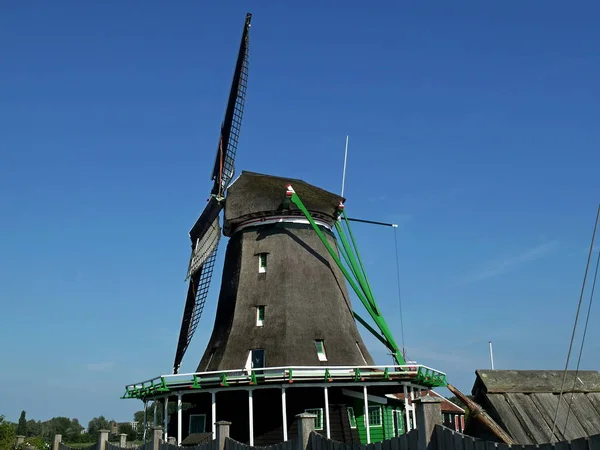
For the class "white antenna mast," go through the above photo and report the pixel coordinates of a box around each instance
[341,135,349,197]
[489,341,495,370]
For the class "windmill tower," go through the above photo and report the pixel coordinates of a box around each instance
[123,13,447,447]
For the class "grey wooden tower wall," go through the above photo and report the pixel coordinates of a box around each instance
[197,171,375,371]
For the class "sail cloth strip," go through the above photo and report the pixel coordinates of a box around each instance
[286,186,406,366]
[174,197,223,373]
[186,217,221,279]
[186,197,223,280]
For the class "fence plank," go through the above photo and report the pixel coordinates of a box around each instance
[434,425,445,450]
[443,428,455,450]
[538,442,555,450]
[310,433,319,450]
[453,432,465,450]
[462,436,475,450]
[473,436,486,450]
[589,434,600,450]
[408,430,418,450]
[571,437,590,450]
[398,434,409,450]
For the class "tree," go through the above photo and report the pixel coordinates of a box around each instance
[40,417,72,441]
[118,424,137,441]
[16,411,27,436]
[446,395,473,410]
[0,416,16,450]
[87,417,111,440]
[25,420,42,438]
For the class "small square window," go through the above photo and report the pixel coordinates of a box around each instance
[305,408,323,430]
[368,406,382,427]
[189,414,206,434]
[256,306,265,327]
[315,339,327,361]
[258,253,267,273]
[347,407,357,429]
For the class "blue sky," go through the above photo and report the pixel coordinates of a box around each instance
[1,0,599,425]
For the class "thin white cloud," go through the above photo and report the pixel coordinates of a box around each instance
[459,240,560,285]
[87,362,115,372]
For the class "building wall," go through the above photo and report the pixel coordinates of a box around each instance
[351,399,405,443]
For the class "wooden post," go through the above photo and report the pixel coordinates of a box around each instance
[153,401,158,428]
[324,387,331,439]
[164,397,169,441]
[281,388,288,442]
[447,383,514,445]
[177,393,183,446]
[363,385,371,444]
[296,413,316,450]
[212,392,217,439]
[413,395,443,450]
[403,385,412,431]
[53,434,62,450]
[248,390,254,446]
[119,433,127,447]
[216,421,231,450]
[98,430,109,450]
[152,427,163,450]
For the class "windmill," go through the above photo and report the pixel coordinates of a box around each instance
[123,12,447,447]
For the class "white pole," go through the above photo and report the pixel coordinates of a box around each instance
[249,390,254,446]
[341,135,349,197]
[143,400,148,442]
[324,387,331,439]
[177,393,183,446]
[153,401,157,428]
[403,385,411,432]
[164,396,169,440]
[489,341,495,369]
[410,388,416,428]
[281,388,288,442]
[363,385,371,444]
[212,392,217,439]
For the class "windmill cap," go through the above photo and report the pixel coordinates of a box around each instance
[224,171,345,235]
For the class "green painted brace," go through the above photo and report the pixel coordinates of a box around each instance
[287,188,406,366]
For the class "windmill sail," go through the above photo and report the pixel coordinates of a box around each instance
[211,13,251,197]
[173,13,252,374]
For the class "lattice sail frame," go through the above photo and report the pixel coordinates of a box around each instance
[173,13,252,374]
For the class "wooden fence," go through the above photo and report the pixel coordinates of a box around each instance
[51,421,600,450]
[304,426,600,450]
[432,425,600,450]
[157,442,215,450]
[224,437,296,450]
[309,429,418,450]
